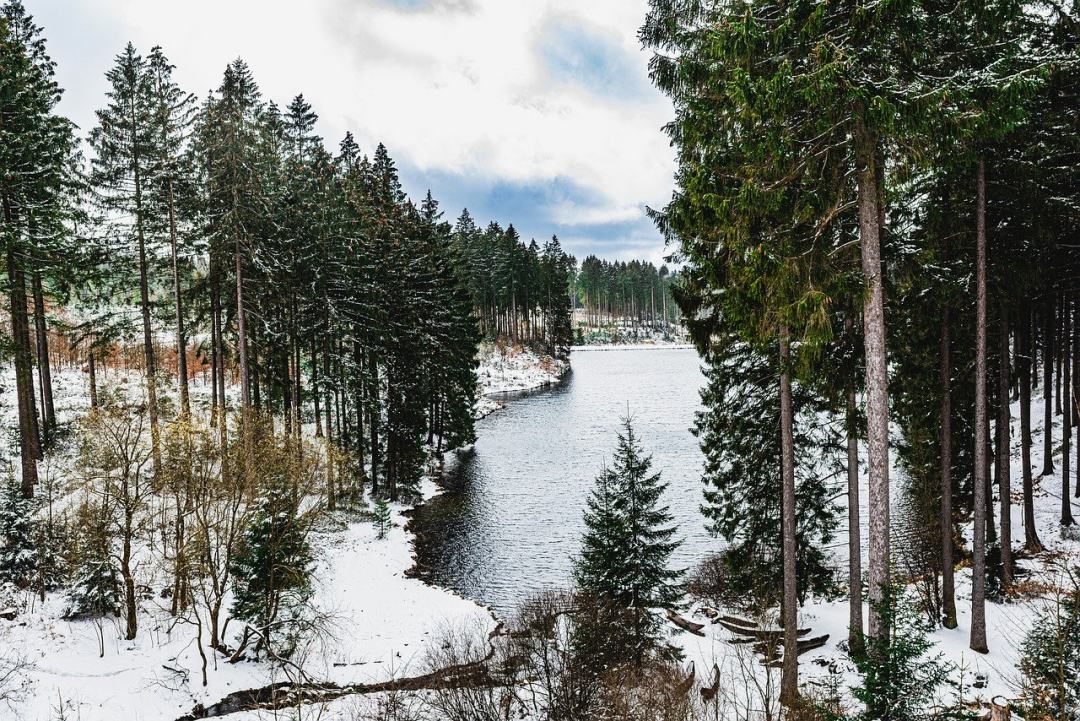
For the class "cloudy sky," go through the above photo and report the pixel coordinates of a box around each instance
[31,0,676,264]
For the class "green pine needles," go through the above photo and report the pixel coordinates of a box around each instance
[230,484,314,657]
[574,416,683,667]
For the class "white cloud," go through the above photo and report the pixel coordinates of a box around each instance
[36,0,675,257]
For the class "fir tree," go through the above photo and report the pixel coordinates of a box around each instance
[574,417,682,667]
[1019,573,1080,721]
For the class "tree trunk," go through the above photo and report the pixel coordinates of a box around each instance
[855,111,890,641]
[1075,303,1080,500]
[88,345,99,409]
[1019,306,1043,551]
[998,304,1012,589]
[5,244,40,496]
[1043,300,1056,475]
[970,158,989,655]
[31,270,56,439]
[940,295,957,629]
[1065,298,1076,526]
[132,131,161,475]
[236,238,253,484]
[167,178,190,418]
[779,328,799,706]
[844,316,865,649]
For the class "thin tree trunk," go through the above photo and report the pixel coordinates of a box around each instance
[31,270,56,439]
[235,238,253,484]
[131,122,161,474]
[998,304,1012,588]
[855,111,890,641]
[1019,304,1042,551]
[940,294,957,628]
[970,158,989,654]
[846,351,864,649]
[1066,299,1076,526]
[167,178,190,418]
[88,345,99,409]
[1075,303,1080,500]
[1043,300,1056,475]
[5,244,40,496]
[779,328,798,706]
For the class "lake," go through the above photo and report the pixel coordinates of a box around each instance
[412,348,714,617]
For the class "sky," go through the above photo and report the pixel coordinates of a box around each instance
[30,0,677,265]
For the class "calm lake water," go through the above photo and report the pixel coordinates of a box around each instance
[412,348,714,617]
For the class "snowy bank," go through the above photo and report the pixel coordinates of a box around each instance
[474,343,569,419]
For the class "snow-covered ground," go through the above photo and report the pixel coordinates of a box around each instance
[473,343,569,419]
[3,346,1078,719]
[0,363,495,721]
[671,387,1080,715]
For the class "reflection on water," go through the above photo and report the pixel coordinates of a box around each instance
[412,349,712,617]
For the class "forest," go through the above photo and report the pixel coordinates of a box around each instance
[2,0,1080,720]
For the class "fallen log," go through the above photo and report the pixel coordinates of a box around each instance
[176,622,507,719]
[667,610,706,636]
[718,619,810,639]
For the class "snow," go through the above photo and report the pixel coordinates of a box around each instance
[0,364,494,721]
[2,346,1078,719]
[473,343,569,419]
[670,386,1080,715]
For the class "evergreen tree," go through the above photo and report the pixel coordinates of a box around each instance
[89,42,164,472]
[230,483,313,655]
[1019,573,1080,721]
[0,473,36,587]
[64,501,121,620]
[851,587,958,721]
[574,417,683,667]
[1,0,78,496]
[373,497,392,540]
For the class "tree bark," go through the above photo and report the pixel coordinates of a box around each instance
[855,111,890,641]
[1043,300,1056,476]
[5,244,40,496]
[131,115,161,475]
[1019,306,1043,551]
[88,345,99,409]
[998,303,1012,589]
[1062,295,1071,526]
[31,269,56,439]
[167,178,190,419]
[940,293,957,628]
[845,316,865,649]
[970,158,989,654]
[236,238,253,484]
[779,328,799,706]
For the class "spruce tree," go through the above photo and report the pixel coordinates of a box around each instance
[574,417,682,667]
[230,483,313,655]
[0,473,37,587]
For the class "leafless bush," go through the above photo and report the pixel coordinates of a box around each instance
[597,662,701,721]
[422,620,516,721]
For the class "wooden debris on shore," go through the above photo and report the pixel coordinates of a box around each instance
[667,610,707,636]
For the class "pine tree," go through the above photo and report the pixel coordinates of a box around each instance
[574,417,682,667]
[65,501,121,620]
[1,0,77,496]
[851,587,956,721]
[89,43,164,472]
[230,483,313,654]
[0,473,37,587]
[373,497,392,540]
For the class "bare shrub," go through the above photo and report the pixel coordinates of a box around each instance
[422,619,516,721]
